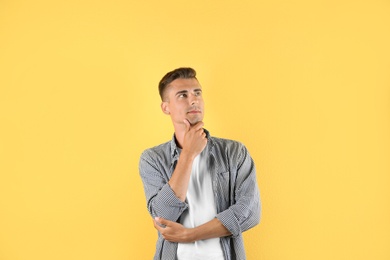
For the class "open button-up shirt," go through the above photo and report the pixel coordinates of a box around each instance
[139,130,261,260]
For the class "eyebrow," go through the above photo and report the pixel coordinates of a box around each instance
[175,90,188,96]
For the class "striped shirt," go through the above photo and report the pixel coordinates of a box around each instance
[139,129,261,260]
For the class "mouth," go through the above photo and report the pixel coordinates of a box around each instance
[187,110,201,114]
[187,107,201,114]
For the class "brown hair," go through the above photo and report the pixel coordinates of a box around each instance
[158,67,197,101]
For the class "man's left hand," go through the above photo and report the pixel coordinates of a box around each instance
[153,217,193,243]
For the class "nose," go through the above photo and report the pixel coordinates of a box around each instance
[190,94,198,105]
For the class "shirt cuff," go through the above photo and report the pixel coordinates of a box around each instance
[216,208,241,237]
[153,183,188,220]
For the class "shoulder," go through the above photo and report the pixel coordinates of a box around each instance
[209,136,248,156]
[140,140,171,161]
[209,136,253,170]
[210,135,246,149]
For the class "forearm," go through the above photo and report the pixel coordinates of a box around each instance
[168,151,194,201]
[140,149,195,220]
[189,217,231,242]
[154,217,231,243]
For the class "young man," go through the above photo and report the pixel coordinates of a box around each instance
[139,67,261,260]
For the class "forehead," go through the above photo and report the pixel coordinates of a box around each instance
[166,78,202,93]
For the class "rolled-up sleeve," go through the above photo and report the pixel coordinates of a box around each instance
[139,150,188,222]
[216,144,261,237]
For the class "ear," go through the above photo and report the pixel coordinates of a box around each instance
[161,102,170,115]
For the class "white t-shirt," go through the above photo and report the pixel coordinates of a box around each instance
[177,149,224,260]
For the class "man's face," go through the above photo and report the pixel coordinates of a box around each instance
[161,78,205,126]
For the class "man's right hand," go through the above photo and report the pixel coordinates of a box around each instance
[181,120,207,159]
[167,119,207,202]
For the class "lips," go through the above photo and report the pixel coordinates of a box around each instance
[187,110,201,114]
[187,107,201,114]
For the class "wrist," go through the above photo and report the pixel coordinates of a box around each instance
[186,227,197,243]
[180,149,196,162]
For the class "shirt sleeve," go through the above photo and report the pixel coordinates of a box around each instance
[216,143,261,237]
[139,149,188,222]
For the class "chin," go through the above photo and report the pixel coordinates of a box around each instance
[189,118,203,125]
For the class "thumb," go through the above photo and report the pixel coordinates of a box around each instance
[155,217,167,226]
[183,119,191,132]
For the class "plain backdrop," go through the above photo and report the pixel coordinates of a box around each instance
[1,0,389,259]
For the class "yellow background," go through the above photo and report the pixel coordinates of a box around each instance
[1,0,389,259]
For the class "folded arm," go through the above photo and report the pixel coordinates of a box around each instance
[151,143,261,242]
[154,217,231,243]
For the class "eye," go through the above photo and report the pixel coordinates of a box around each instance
[178,93,187,98]
[195,91,202,96]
